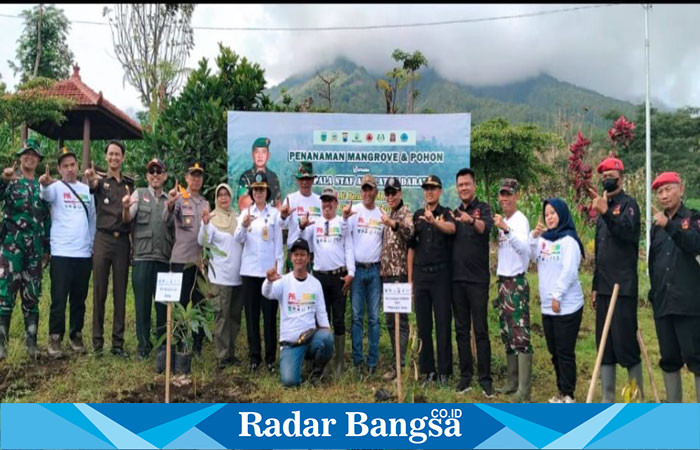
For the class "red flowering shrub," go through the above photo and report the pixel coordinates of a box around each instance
[568,132,596,222]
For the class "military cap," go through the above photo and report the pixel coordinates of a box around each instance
[57,146,77,164]
[252,137,271,150]
[499,178,519,194]
[320,187,338,201]
[295,161,316,179]
[187,160,205,174]
[360,174,377,189]
[146,158,166,171]
[384,177,402,192]
[421,174,442,189]
[16,138,43,160]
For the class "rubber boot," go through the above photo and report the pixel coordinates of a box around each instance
[513,353,532,402]
[601,364,616,403]
[334,335,345,379]
[496,353,518,394]
[47,333,64,359]
[663,370,682,403]
[694,375,700,403]
[24,313,39,359]
[627,363,645,402]
[0,313,10,360]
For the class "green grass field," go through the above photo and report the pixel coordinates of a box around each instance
[0,255,697,404]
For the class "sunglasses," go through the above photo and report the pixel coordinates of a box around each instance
[148,167,164,175]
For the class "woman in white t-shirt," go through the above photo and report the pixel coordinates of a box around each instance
[198,183,244,369]
[530,198,585,403]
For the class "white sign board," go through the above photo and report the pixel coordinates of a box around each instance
[383,283,412,314]
[155,272,183,303]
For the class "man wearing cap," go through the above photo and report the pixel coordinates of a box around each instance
[279,161,322,273]
[166,159,210,354]
[299,186,354,378]
[123,158,174,360]
[262,238,333,387]
[0,138,51,359]
[347,174,385,375]
[408,174,456,385]
[237,137,282,210]
[589,156,643,402]
[451,168,495,397]
[649,171,700,402]
[493,178,533,401]
[85,139,134,357]
[379,177,414,381]
[39,147,96,358]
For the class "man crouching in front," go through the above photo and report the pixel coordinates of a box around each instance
[262,238,334,387]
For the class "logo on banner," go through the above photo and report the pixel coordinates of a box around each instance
[321,132,327,142]
[377,133,385,142]
[400,132,409,142]
[366,133,373,142]
[331,132,338,142]
[353,132,362,143]
[390,132,397,142]
[342,132,349,142]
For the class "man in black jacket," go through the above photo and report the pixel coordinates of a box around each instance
[649,171,700,402]
[589,156,643,402]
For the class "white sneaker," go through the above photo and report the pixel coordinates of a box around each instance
[548,394,563,403]
[562,395,576,403]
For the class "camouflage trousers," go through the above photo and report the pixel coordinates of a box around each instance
[0,231,43,317]
[495,274,532,355]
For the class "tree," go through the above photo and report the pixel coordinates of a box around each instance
[376,67,407,114]
[103,4,196,124]
[8,4,74,82]
[150,43,268,202]
[471,117,557,205]
[391,49,428,114]
[315,70,339,111]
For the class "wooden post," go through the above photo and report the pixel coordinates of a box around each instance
[165,302,172,403]
[587,283,620,403]
[395,313,402,403]
[637,329,661,403]
[82,117,90,170]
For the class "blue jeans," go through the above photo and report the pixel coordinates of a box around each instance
[351,263,381,368]
[279,329,334,387]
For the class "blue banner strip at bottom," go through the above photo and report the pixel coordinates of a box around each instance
[2,403,699,449]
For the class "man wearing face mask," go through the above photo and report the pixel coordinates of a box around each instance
[588,156,643,402]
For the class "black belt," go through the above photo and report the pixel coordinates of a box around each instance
[498,272,526,281]
[315,267,347,276]
[419,262,447,273]
[356,262,380,269]
[98,229,128,239]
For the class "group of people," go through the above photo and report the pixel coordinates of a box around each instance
[1,135,699,403]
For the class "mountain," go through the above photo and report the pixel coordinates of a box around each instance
[266,58,637,129]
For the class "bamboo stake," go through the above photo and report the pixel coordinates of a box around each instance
[395,313,402,403]
[587,283,620,403]
[165,302,172,403]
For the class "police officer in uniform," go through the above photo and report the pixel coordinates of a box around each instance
[0,138,51,359]
[237,137,282,210]
[649,171,700,402]
[408,175,456,385]
[589,156,643,402]
[85,139,133,357]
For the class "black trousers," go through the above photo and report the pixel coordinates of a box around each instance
[595,294,641,368]
[543,307,583,398]
[383,275,409,368]
[414,269,453,376]
[654,314,700,375]
[241,276,278,366]
[315,270,347,336]
[92,231,130,350]
[132,260,169,354]
[171,263,205,351]
[452,281,492,386]
[49,256,92,340]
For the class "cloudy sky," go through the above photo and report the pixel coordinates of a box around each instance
[1,4,698,116]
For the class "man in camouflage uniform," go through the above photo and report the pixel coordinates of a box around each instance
[493,179,533,401]
[0,138,51,359]
[379,177,414,381]
[236,137,281,210]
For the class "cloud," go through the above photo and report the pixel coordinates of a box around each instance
[1,4,699,113]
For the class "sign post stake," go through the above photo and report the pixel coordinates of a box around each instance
[395,312,402,403]
[155,271,183,404]
[165,302,172,403]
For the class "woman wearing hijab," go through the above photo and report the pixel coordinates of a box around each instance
[234,171,284,373]
[530,198,585,403]
[198,183,244,369]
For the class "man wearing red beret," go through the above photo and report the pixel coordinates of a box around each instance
[588,156,643,402]
[649,171,700,402]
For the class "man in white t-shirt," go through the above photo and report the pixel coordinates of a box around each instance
[262,238,333,387]
[279,161,322,273]
[39,147,96,358]
[493,178,533,401]
[347,174,384,375]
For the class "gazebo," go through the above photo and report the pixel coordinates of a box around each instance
[27,64,142,169]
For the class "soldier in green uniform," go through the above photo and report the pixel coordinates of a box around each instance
[0,138,51,359]
[236,137,281,211]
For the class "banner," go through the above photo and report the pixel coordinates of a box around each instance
[3,403,699,449]
[227,112,470,212]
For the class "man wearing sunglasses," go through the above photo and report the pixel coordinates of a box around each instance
[122,158,174,360]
